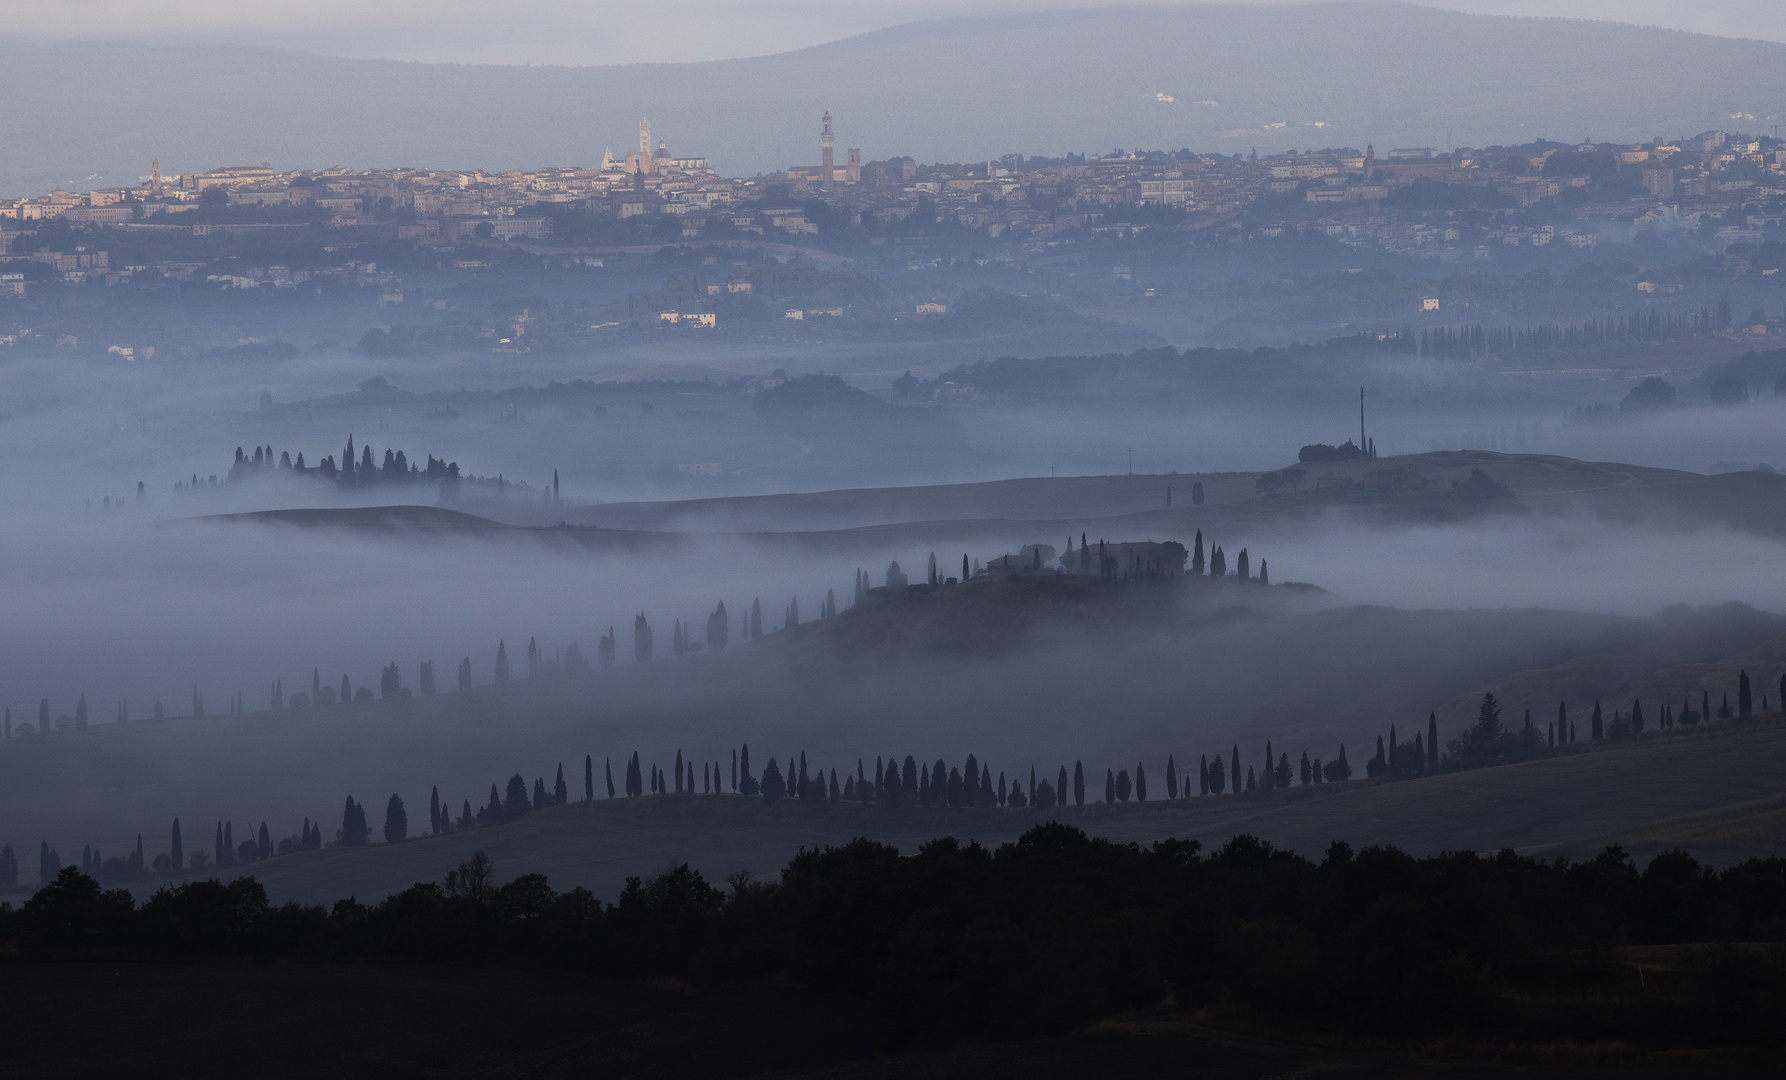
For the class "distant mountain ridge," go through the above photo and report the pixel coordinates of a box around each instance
[3,3,1784,195]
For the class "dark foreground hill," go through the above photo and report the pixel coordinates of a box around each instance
[5,5,1786,193]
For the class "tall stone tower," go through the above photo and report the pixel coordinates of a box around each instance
[1365,143,1375,181]
[821,111,835,190]
[150,158,162,197]
[639,119,652,174]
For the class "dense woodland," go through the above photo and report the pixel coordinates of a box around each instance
[6,825,1785,1060]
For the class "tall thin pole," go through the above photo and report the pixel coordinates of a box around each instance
[1359,386,1366,452]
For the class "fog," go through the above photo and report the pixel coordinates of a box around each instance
[6,31,1786,884]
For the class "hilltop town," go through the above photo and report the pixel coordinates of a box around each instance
[2,116,1783,299]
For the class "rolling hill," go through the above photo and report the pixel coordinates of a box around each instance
[126,710,1786,908]
[5,4,1786,194]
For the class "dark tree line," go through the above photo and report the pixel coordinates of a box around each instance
[7,828,1785,1056]
[222,435,461,489]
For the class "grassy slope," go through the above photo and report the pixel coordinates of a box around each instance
[555,451,1786,540]
[133,715,1786,907]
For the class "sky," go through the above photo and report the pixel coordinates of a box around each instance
[11,0,1786,65]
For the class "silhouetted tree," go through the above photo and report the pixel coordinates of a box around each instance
[1631,698,1645,734]
[339,797,370,846]
[1165,755,1177,798]
[419,661,435,697]
[1299,751,1312,785]
[634,614,653,662]
[1074,761,1086,805]
[761,758,786,804]
[1230,745,1241,794]
[1591,699,1603,740]
[1208,754,1226,794]
[170,818,183,871]
[1739,670,1753,715]
[494,641,510,683]
[606,757,616,798]
[457,657,472,691]
[1105,769,1117,803]
[505,774,531,816]
[1134,764,1147,801]
[383,792,408,842]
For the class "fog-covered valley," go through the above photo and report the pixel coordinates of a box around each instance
[7,180,1786,896]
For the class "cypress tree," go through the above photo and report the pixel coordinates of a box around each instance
[1299,751,1311,785]
[1231,745,1241,795]
[674,751,684,794]
[1591,700,1603,740]
[1073,761,1085,805]
[1264,740,1275,789]
[1427,711,1439,771]
[215,821,224,864]
[1208,754,1226,794]
[981,764,992,806]
[1135,763,1147,802]
[585,756,594,801]
[430,786,441,834]
[1104,768,1115,804]
[384,794,407,844]
[1166,755,1178,799]
[554,763,567,805]
[1631,699,1644,734]
[1739,670,1752,716]
[170,818,183,871]
[1200,754,1209,795]
[1703,691,1711,725]
[606,758,615,798]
